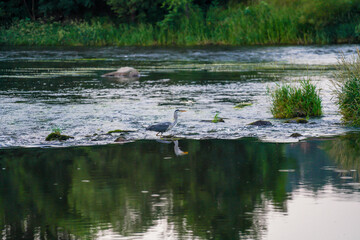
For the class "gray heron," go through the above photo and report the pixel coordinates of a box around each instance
[146,109,186,136]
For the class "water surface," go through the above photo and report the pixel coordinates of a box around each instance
[1,136,360,239]
[1,45,360,147]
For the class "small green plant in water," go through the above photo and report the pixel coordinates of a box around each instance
[333,49,360,126]
[51,127,62,135]
[270,80,322,118]
[212,112,224,123]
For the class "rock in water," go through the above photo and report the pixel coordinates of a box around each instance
[45,133,74,141]
[290,133,302,138]
[102,67,140,78]
[248,120,272,126]
[284,117,308,124]
[114,137,126,143]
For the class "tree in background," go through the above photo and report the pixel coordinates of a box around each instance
[106,0,166,24]
[0,0,112,22]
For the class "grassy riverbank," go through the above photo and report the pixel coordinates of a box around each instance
[1,1,360,46]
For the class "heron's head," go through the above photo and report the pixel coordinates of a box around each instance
[175,109,186,113]
[174,109,186,119]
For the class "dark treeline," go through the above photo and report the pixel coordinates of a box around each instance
[0,0,236,24]
[1,0,360,46]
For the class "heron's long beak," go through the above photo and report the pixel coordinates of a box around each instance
[179,110,187,112]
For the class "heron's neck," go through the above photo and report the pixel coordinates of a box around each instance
[169,113,179,128]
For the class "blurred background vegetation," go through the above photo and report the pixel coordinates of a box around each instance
[1,0,360,45]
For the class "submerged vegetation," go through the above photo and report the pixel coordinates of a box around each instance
[234,102,252,109]
[334,49,360,126]
[1,0,360,46]
[270,80,322,119]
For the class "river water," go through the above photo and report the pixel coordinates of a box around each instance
[1,45,360,146]
[1,137,360,240]
[1,45,360,239]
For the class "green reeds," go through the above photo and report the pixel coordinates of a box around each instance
[333,49,360,126]
[0,19,157,46]
[270,80,322,118]
[0,2,359,46]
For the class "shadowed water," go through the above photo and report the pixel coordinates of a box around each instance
[1,136,360,240]
[1,45,360,147]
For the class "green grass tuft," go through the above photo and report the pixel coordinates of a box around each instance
[270,80,322,118]
[212,112,224,123]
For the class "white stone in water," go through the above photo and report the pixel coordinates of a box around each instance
[102,67,140,78]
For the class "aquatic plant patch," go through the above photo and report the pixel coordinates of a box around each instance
[337,77,360,126]
[270,80,322,118]
[334,49,360,126]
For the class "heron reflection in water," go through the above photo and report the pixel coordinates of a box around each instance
[173,140,188,156]
[157,140,188,156]
[146,109,186,136]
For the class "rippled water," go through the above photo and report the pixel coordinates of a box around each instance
[1,45,360,147]
[1,136,360,240]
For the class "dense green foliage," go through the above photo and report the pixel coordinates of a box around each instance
[270,80,322,119]
[1,0,360,46]
[334,50,360,126]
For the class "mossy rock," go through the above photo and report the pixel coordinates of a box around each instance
[248,120,272,126]
[290,133,303,138]
[201,118,225,123]
[114,137,127,143]
[284,117,308,124]
[107,129,135,134]
[46,133,74,141]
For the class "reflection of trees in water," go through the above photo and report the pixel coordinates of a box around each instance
[0,139,295,239]
[323,133,360,180]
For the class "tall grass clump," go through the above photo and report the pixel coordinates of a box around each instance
[206,2,302,45]
[333,49,360,126]
[270,80,322,118]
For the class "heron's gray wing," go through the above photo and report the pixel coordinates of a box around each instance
[146,122,171,132]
